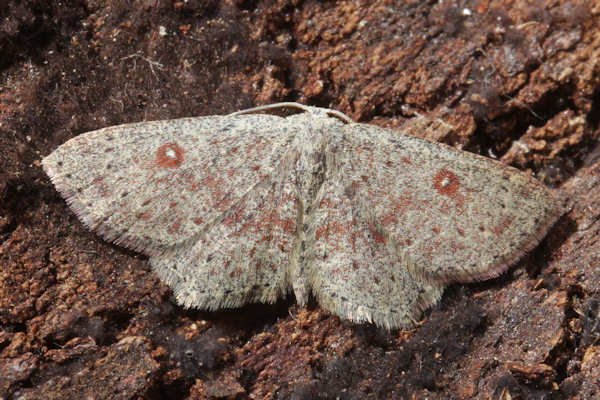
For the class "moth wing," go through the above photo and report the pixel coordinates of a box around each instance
[151,170,300,310]
[338,122,560,284]
[304,148,443,329]
[43,114,297,256]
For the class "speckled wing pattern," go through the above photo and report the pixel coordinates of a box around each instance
[335,123,560,286]
[43,115,297,255]
[43,113,302,311]
[304,136,443,329]
[153,167,300,310]
[43,103,560,329]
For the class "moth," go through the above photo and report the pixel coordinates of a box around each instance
[43,103,560,329]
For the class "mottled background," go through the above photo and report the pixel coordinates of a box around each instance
[1,0,599,399]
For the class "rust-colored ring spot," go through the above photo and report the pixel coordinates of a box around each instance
[433,168,460,198]
[156,142,184,168]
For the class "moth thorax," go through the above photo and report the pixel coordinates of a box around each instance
[295,146,327,203]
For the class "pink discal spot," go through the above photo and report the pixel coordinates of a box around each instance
[193,217,203,225]
[156,143,184,168]
[434,169,467,210]
[433,168,461,198]
[432,227,440,234]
